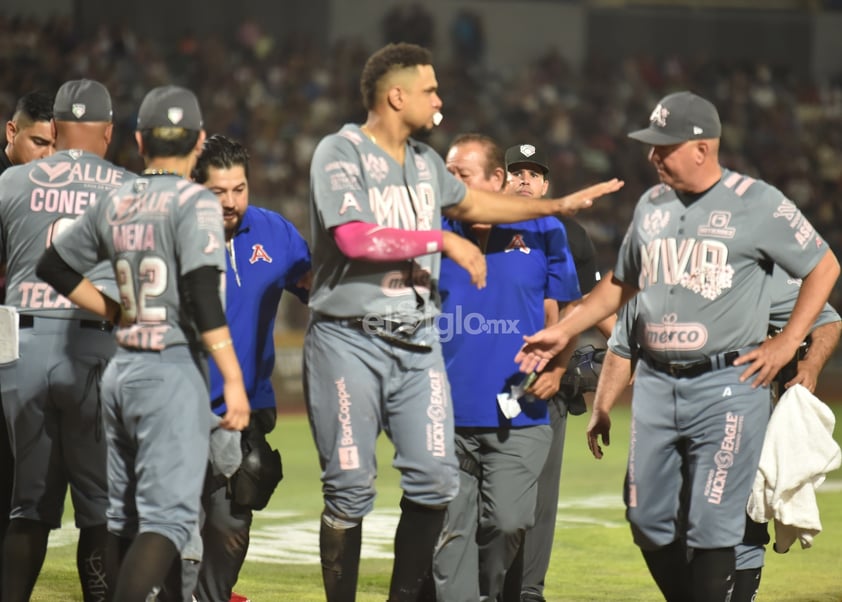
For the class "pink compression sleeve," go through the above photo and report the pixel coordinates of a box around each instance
[332,221,443,261]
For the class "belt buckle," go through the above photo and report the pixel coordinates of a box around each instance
[668,364,683,377]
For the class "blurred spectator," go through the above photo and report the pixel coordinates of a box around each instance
[1,16,840,314]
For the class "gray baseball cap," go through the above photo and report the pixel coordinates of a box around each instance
[505,144,549,175]
[628,91,721,145]
[53,79,113,122]
[137,85,203,131]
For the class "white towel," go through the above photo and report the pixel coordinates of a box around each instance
[746,384,841,553]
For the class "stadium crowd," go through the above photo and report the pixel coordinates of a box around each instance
[2,10,842,317]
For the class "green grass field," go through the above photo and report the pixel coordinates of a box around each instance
[32,403,842,601]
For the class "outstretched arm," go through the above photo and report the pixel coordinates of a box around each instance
[444,179,624,224]
[516,275,636,373]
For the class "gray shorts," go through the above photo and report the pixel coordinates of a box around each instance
[303,319,458,519]
[101,345,212,553]
[0,317,115,528]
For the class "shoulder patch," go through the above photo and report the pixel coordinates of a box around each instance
[648,183,672,200]
[721,172,756,197]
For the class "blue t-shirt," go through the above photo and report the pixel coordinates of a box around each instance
[439,216,581,427]
[209,205,311,414]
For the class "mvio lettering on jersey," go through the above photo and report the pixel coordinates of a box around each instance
[705,412,743,505]
[639,237,733,300]
[18,281,73,309]
[369,183,435,230]
[107,191,174,226]
[29,161,124,188]
[112,224,156,252]
[426,368,447,458]
[30,189,96,214]
[642,313,707,351]
[116,324,168,350]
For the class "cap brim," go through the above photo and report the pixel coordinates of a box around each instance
[507,161,549,175]
[627,128,687,146]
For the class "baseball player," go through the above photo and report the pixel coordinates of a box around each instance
[191,134,311,602]
[502,145,617,602]
[0,89,55,591]
[306,42,622,601]
[515,91,839,600]
[430,137,581,601]
[2,90,55,172]
[587,268,841,601]
[36,85,250,601]
[0,79,122,602]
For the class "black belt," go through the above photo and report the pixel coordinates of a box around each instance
[19,314,114,332]
[316,313,433,353]
[642,350,741,379]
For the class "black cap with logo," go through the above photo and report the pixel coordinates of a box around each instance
[505,144,549,175]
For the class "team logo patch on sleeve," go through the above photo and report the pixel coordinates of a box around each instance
[203,231,221,254]
[249,244,273,264]
[339,193,362,215]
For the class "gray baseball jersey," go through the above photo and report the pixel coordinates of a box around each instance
[0,150,127,317]
[305,125,467,521]
[0,150,127,530]
[50,173,225,553]
[610,171,830,552]
[53,175,226,350]
[308,124,466,322]
[615,168,829,363]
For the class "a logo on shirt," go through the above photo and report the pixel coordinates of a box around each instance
[339,193,362,215]
[639,238,734,300]
[362,153,389,184]
[504,234,531,254]
[414,155,432,181]
[249,244,272,264]
[642,313,708,351]
[697,211,736,239]
[204,231,221,254]
[642,209,670,237]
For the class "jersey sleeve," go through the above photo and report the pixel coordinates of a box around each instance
[175,184,226,277]
[430,150,467,210]
[608,296,637,359]
[279,217,312,303]
[543,219,581,303]
[310,135,376,231]
[752,186,829,279]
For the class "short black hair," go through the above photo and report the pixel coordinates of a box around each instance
[138,129,200,160]
[360,43,433,111]
[192,134,250,183]
[12,90,53,124]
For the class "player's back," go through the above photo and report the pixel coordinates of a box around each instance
[0,150,128,317]
[57,173,226,351]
